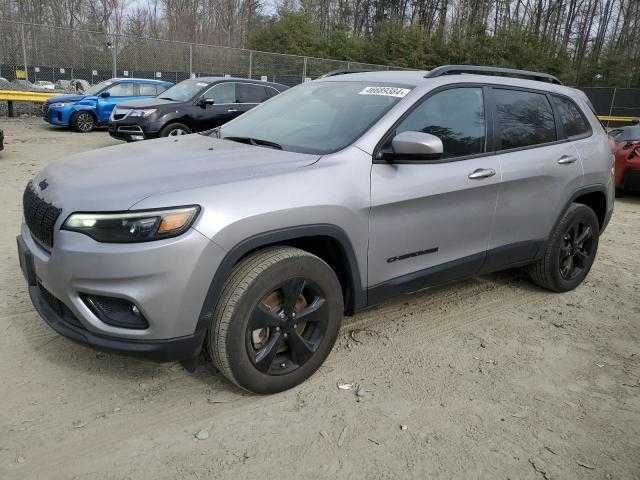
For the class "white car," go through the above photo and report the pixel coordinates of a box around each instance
[34,81,55,91]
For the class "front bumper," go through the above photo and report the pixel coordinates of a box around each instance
[43,104,72,126]
[109,117,163,141]
[18,222,226,360]
[28,282,205,361]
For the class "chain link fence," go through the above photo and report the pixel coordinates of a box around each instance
[0,20,402,93]
[581,87,640,126]
[2,20,639,125]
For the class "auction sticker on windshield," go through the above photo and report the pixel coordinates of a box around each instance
[359,86,411,98]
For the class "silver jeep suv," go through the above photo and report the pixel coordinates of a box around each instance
[17,66,614,393]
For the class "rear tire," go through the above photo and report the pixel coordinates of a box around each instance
[206,247,343,394]
[528,203,599,292]
[71,111,95,133]
[160,123,191,137]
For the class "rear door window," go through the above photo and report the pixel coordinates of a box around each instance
[139,83,158,96]
[237,83,269,103]
[202,82,236,104]
[494,88,556,150]
[394,87,486,158]
[551,95,591,138]
[107,82,134,97]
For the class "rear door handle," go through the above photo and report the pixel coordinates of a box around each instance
[558,155,577,165]
[227,108,239,113]
[468,168,496,179]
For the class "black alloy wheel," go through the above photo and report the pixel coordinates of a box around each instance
[528,203,600,292]
[558,221,596,281]
[247,278,328,375]
[208,246,343,394]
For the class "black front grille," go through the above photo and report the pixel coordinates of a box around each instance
[23,182,61,248]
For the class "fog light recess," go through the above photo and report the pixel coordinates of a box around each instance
[82,294,149,329]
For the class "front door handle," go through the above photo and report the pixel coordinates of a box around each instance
[468,168,496,179]
[558,155,577,165]
[227,108,239,113]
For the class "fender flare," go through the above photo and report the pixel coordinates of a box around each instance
[158,113,192,132]
[195,224,366,335]
[548,184,609,241]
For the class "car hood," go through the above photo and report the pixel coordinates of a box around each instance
[32,134,320,212]
[114,97,179,109]
[46,94,89,104]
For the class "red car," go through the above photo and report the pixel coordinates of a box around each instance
[609,124,640,195]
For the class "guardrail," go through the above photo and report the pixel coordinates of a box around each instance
[597,115,639,123]
[0,89,56,117]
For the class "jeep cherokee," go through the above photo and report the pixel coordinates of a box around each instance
[17,66,614,394]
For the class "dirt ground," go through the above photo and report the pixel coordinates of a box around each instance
[0,117,639,480]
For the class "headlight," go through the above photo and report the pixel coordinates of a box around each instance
[49,102,69,108]
[62,206,200,243]
[129,109,157,118]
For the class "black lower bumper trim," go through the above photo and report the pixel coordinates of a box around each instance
[29,285,205,362]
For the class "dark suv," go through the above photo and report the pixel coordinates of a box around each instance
[108,77,288,141]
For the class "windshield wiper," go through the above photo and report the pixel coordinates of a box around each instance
[223,136,283,150]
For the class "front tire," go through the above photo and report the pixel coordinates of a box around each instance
[71,111,95,133]
[528,203,600,292]
[206,247,344,394]
[160,123,191,137]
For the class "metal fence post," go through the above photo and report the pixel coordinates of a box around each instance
[303,56,308,82]
[111,34,117,78]
[21,22,29,81]
[189,43,193,77]
[607,87,617,128]
[248,50,253,79]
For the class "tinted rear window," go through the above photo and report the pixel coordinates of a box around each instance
[552,95,590,138]
[237,83,269,103]
[494,89,556,150]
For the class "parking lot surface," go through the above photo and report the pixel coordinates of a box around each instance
[1,118,639,479]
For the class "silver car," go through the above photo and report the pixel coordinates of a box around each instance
[17,66,614,394]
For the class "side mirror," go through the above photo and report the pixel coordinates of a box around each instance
[386,131,444,161]
[99,91,110,98]
[198,98,215,108]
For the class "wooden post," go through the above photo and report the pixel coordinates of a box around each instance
[8,101,14,118]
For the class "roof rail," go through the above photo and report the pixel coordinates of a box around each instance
[425,65,562,85]
[318,69,370,79]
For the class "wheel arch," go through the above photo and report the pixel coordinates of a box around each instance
[159,113,193,131]
[196,224,366,335]
[70,107,97,122]
[551,185,610,238]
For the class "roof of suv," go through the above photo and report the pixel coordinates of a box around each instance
[190,76,288,88]
[111,78,172,83]
[319,65,570,85]
[318,68,587,101]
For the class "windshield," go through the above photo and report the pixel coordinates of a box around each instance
[85,79,115,96]
[219,81,411,154]
[610,125,640,141]
[158,79,210,102]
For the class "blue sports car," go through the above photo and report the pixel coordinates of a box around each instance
[43,78,174,132]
